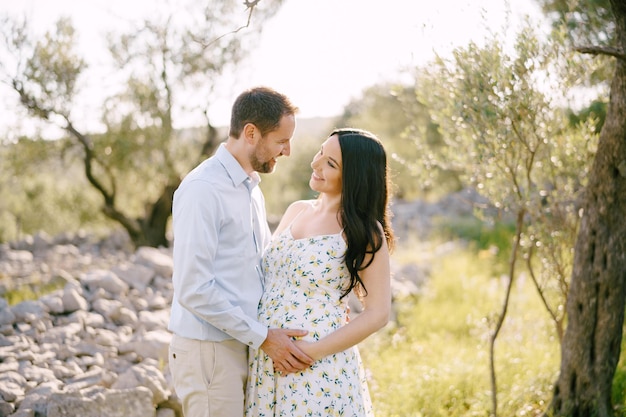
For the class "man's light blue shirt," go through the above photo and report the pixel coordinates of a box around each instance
[168,143,271,349]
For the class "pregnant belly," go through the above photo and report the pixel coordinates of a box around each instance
[259,299,346,341]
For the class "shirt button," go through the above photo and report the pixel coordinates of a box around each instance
[248,341,253,346]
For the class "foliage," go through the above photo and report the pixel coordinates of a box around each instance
[3,279,66,306]
[0,0,284,247]
[361,244,561,416]
[546,0,626,413]
[405,20,601,414]
[537,0,613,46]
[0,137,109,242]
[335,84,462,200]
[434,217,516,266]
[613,346,626,416]
[412,19,600,324]
[0,115,334,243]
[536,0,615,83]
[567,99,608,132]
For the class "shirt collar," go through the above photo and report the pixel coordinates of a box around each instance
[215,143,261,188]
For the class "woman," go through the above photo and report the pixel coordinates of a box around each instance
[245,128,394,416]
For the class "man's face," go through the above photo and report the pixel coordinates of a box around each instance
[250,114,295,173]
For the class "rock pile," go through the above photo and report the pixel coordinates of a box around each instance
[0,233,179,417]
[0,193,446,417]
[391,187,493,241]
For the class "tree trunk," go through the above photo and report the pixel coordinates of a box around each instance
[548,2,626,415]
[137,182,178,248]
[133,117,219,248]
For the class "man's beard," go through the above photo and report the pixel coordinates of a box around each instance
[250,150,275,173]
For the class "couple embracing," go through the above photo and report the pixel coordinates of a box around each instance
[167,87,395,417]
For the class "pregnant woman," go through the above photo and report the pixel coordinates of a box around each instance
[245,128,395,417]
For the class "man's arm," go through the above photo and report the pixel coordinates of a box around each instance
[261,328,314,373]
[172,179,267,347]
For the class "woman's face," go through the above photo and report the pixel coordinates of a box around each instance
[309,134,342,196]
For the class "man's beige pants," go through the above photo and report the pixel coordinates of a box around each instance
[169,334,248,417]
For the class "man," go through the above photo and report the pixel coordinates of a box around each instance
[168,87,313,417]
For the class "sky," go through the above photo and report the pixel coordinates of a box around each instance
[0,0,541,138]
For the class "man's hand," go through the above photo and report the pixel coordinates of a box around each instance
[260,328,314,374]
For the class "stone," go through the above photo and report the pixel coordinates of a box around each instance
[119,330,171,361]
[0,380,23,403]
[91,298,124,318]
[112,362,170,405]
[46,386,156,417]
[9,301,46,324]
[16,382,62,415]
[61,287,89,313]
[0,308,15,327]
[39,292,65,314]
[81,270,129,295]
[135,247,173,279]
[0,400,14,417]
[138,309,170,331]
[112,263,155,291]
[0,234,213,415]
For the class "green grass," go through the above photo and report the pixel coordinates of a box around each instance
[613,345,626,416]
[434,216,516,267]
[360,240,561,417]
[4,279,66,306]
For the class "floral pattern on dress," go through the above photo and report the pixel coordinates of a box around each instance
[245,227,374,417]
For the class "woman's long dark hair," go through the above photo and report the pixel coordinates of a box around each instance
[332,128,395,299]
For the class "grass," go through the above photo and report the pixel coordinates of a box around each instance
[434,216,516,268]
[613,349,626,416]
[360,232,561,417]
[5,218,626,415]
[3,277,66,306]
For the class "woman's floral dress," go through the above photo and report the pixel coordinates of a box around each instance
[245,226,374,417]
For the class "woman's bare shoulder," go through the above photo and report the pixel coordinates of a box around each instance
[282,200,314,220]
[274,200,315,235]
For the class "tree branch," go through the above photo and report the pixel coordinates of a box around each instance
[64,120,115,202]
[525,242,564,342]
[488,207,525,417]
[575,45,626,61]
[194,0,260,50]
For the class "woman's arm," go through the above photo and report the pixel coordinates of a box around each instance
[295,235,391,360]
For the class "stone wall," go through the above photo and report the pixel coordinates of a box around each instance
[0,233,178,417]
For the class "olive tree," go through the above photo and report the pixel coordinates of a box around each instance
[546,0,626,415]
[0,0,282,247]
[335,83,460,200]
[410,22,600,416]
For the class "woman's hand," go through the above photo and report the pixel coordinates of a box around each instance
[293,339,322,362]
[262,328,313,374]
